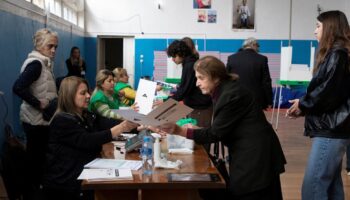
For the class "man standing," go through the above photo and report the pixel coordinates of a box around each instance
[226,37,273,110]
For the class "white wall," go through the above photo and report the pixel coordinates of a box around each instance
[85,0,349,40]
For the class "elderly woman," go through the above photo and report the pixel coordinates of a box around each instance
[159,56,286,200]
[43,76,137,200]
[13,28,58,199]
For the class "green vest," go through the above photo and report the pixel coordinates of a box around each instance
[88,89,120,112]
[114,82,134,106]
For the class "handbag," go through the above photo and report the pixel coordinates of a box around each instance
[209,142,230,186]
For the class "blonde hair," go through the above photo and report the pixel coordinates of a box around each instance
[56,76,89,116]
[112,68,128,82]
[33,28,58,50]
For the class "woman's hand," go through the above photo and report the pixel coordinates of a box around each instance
[130,102,139,112]
[286,99,302,119]
[157,123,186,137]
[152,99,163,109]
[39,98,49,110]
[110,120,138,138]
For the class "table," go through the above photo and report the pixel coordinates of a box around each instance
[82,145,226,200]
[271,80,309,130]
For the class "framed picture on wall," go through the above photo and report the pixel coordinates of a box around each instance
[232,0,255,30]
[193,0,212,9]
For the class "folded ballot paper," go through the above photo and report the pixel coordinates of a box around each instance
[78,168,133,181]
[113,98,193,126]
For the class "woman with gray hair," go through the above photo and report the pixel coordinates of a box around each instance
[13,28,59,199]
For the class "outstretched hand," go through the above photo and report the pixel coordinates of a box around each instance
[286,99,302,119]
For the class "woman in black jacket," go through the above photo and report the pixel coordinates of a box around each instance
[158,56,286,200]
[66,46,86,78]
[287,10,350,200]
[167,40,212,129]
[43,76,137,200]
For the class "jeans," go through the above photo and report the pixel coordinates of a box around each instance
[302,137,350,200]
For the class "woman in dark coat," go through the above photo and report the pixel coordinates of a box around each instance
[43,76,137,200]
[159,56,286,200]
[287,10,350,200]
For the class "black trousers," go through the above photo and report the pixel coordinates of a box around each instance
[22,122,50,200]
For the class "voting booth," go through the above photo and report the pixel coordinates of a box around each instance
[271,44,315,129]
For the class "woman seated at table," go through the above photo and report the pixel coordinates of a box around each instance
[157,56,286,200]
[43,76,137,200]
[89,69,123,120]
[113,68,136,107]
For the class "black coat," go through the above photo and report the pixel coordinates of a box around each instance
[226,49,273,109]
[65,59,86,77]
[299,47,350,138]
[193,80,286,195]
[171,55,212,109]
[43,111,117,190]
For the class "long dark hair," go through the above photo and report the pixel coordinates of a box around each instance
[314,10,350,73]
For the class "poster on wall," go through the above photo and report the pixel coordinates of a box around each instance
[193,0,211,9]
[232,0,255,30]
[208,10,217,23]
[198,10,207,22]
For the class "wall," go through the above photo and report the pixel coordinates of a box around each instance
[0,0,84,153]
[84,0,349,87]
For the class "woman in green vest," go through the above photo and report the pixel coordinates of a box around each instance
[113,68,136,107]
[89,69,122,120]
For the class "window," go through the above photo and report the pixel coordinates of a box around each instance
[23,0,84,28]
[32,0,44,9]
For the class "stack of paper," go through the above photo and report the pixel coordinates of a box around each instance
[78,168,133,181]
[85,158,142,170]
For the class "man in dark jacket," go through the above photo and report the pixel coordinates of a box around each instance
[226,37,273,110]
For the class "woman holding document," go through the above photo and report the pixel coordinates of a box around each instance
[43,76,137,200]
[158,56,286,200]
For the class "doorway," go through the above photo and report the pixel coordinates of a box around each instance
[97,36,135,86]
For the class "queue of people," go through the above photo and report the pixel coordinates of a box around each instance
[10,9,350,200]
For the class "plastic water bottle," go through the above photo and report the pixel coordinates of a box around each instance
[141,135,154,176]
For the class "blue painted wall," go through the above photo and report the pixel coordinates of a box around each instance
[0,10,84,153]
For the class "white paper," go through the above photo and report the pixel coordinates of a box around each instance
[78,168,133,181]
[280,46,293,80]
[135,79,157,115]
[85,158,142,170]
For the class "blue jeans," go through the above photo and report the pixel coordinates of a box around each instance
[302,137,350,200]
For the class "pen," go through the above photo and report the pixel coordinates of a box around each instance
[115,169,119,177]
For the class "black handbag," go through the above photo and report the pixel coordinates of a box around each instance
[210,142,230,186]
